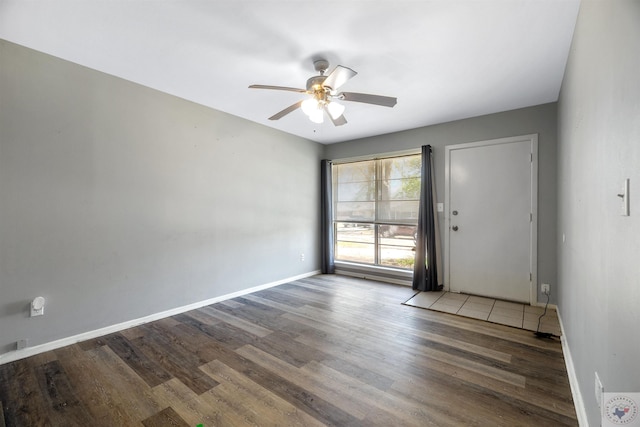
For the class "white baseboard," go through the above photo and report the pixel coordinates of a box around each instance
[0,270,320,366]
[535,302,558,310]
[557,308,589,426]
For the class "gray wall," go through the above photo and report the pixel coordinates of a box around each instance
[325,103,558,304]
[0,40,323,357]
[557,1,640,424]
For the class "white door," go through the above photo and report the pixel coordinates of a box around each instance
[445,135,537,303]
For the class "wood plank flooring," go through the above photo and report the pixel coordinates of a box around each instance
[0,275,578,426]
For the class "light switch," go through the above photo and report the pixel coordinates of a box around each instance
[437,203,444,212]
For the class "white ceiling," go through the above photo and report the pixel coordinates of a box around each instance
[0,0,580,144]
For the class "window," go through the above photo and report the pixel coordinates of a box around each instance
[332,154,421,270]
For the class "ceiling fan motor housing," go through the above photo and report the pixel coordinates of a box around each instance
[306,75,328,93]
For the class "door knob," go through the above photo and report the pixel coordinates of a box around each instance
[452,225,459,231]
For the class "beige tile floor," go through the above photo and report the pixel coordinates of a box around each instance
[404,291,561,336]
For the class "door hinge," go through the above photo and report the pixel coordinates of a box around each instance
[530,273,532,281]
[530,153,533,162]
[530,213,533,222]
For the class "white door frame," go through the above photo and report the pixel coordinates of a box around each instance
[444,134,538,305]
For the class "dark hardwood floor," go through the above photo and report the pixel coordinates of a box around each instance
[0,275,577,426]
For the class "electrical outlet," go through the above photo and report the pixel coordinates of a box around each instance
[31,296,45,317]
[16,339,28,350]
[595,372,604,407]
[300,253,305,262]
[541,283,550,295]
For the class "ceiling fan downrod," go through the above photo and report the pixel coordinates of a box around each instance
[313,59,330,75]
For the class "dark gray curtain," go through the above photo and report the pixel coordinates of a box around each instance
[321,159,335,274]
[412,145,443,291]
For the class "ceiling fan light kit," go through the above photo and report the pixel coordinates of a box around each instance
[249,59,397,126]
[326,101,346,120]
[301,98,325,123]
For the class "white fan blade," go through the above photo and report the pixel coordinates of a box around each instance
[341,92,397,107]
[268,101,303,120]
[329,113,347,127]
[250,85,307,93]
[322,66,357,91]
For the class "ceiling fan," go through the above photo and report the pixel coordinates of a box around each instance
[249,59,397,126]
